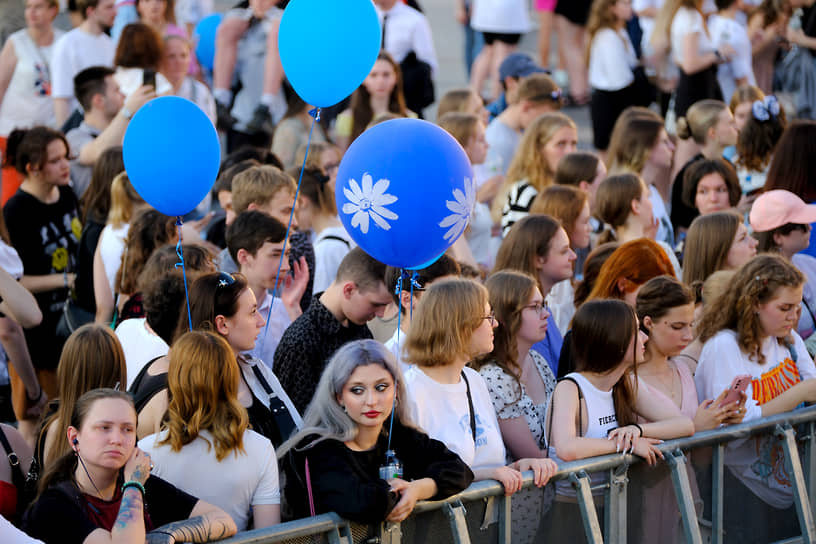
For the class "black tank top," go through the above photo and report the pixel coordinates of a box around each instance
[129,357,168,412]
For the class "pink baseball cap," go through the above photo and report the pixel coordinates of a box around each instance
[749,190,816,232]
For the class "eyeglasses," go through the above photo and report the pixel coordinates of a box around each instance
[522,302,549,316]
[483,311,496,326]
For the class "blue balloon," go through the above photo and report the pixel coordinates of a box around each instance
[278,0,380,107]
[123,96,220,217]
[336,119,475,269]
[193,13,222,71]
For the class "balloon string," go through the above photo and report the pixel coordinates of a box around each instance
[263,107,321,342]
[387,269,403,454]
[174,218,193,332]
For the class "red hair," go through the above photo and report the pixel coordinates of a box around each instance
[587,238,675,300]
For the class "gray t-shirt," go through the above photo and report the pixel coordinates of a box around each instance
[65,121,101,198]
[484,118,520,174]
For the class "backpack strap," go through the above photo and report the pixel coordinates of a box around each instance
[0,426,26,491]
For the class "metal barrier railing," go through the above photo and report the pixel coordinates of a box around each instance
[217,405,816,544]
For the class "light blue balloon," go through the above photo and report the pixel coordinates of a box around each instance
[194,13,222,71]
[336,119,475,269]
[123,96,220,217]
[278,0,381,107]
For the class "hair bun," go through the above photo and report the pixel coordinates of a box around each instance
[676,117,691,140]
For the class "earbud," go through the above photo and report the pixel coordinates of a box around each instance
[72,438,78,446]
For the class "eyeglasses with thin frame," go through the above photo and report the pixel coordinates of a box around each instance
[483,311,496,326]
[522,301,549,316]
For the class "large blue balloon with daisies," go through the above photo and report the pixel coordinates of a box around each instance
[336,119,475,269]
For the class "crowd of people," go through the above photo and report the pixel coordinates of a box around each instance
[0,0,816,542]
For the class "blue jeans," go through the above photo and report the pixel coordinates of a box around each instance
[463,1,483,77]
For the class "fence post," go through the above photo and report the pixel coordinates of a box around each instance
[327,524,354,544]
[666,449,704,544]
[711,443,725,544]
[377,522,402,544]
[570,470,604,543]
[805,421,816,515]
[497,493,512,544]
[605,464,628,543]
[776,423,816,542]
[443,500,472,544]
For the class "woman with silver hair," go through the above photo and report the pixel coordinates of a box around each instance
[278,339,473,523]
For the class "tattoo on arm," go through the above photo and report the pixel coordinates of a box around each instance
[150,514,233,543]
[113,487,144,532]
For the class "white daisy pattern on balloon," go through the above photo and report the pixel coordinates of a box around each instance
[439,177,475,243]
[342,173,399,234]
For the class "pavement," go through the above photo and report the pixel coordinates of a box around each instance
[213,0,593,144]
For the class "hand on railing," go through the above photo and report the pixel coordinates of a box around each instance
[489,466,524,496]
[513,458,558,488]
[385,477,437,523]
[630,437,665,465]
[607,425,642,453]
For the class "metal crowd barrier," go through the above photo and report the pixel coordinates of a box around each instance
[218,405,816,544]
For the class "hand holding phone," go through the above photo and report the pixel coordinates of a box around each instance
[719,374,752,408]
[143,69,156,89]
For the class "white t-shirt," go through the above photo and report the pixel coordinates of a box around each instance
[312,225,354,295]
[547,372,618,497]
[670,7,715,67]
[471,0,530,34]
[484,118,519,176]
[98,223,128,296]
[695,329,816,508]
[546,279,575,337]
[248,290,291,369]
[0,514,43,544]
[115,317,170,389]
[51,28,115,104]
[403,365,506,472]
[375,2,438,76]
[0,239,24,279]
[589,28,637,91]
[708,15,755,102]
[634,0,663,55]
[384,326,409,373]
[140,428,280,531]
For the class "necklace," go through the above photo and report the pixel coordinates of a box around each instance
[642,361,681,407]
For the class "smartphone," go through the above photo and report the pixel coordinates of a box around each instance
[719,374,752,407]
[143,69,156,88]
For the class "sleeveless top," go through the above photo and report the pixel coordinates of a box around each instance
[547,372,618,497]
[0,28,63,136]
[130,357,168,412]
[637,359,698,422]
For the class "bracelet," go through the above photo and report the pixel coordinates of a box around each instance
[63,270,68,289]
[632,423,643,437]
[122,480,145,496]
[714,49,724,63]
[120,106,134,120]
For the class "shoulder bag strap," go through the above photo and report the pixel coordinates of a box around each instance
[545,376,584,457]
[0,426,26,491]
[460,370,477,442]
[304,457,316,517]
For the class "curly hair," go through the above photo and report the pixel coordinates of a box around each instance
[472,271,539,402]
[735,102,786,172]
[160,331,248,461]
[115,209,177,296]
[697,254,803,364]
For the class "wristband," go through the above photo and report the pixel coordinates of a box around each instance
[714,49,724,63]
[63,270,68,289]
[122,480,145,496]
[632,423,643,437]
[120,106,134,120]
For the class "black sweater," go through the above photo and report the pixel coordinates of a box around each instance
[282,418,474,523]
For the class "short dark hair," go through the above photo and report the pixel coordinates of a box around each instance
[144,272,190,345]
[212,159,258,196]
[385,255,461,313]
[74,66,115,111]
[682,158,741,210]
[226,210,288,265]
[335,247,386,292]
[76,0,100,19]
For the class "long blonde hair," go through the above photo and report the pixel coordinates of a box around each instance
[493,112,576,221]
[107,172,145,229]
